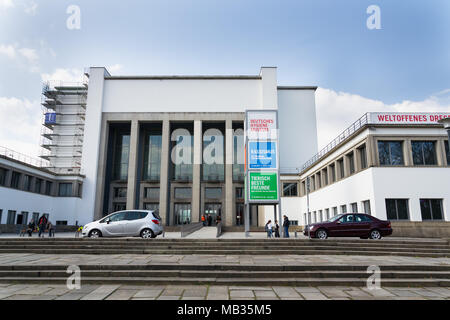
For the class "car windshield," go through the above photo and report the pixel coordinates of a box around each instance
[328,214,344,222]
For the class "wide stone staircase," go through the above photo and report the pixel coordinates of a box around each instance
[0,238,449,257]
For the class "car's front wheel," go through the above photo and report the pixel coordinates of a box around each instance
[88,229,102,238]
[316,229,328,240]
[369,229,381,240]
[140,228,154,239]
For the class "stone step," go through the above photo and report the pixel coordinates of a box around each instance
[0,276,448,287]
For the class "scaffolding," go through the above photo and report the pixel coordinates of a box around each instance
[39,79,88,175]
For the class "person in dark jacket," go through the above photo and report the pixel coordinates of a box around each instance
[27,220,35,237]
[207,214,212,226]
[38,215,48,238]
[283,215,290,238]
[274,220,280,238]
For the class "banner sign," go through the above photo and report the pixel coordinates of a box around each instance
[246,111,277,140]
[248,172,278,201]
[248,141,277,169]
[370,113,450,125]
[44,113,56,125]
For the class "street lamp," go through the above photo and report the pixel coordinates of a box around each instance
[438,118,450,141]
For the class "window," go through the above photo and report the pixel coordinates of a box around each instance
[113,203,126,211]
[337,159,345,179]
[7,210,16,224]
[325,208,330,220]
[45,181,52,196]
[174,203,191,225]
[32,212,39,224]
[0,209,2,224]
[174,187,192,199]
[316,173,321,189]
[329,164,336,183]
[355,214,373,222]
[290,220,299,226]
[205,187,222,199]
[24,175,32,191]
[309,176,315,191]
[16,212,28,225]
[113,132,130,181]
[319,210,323,222]
[144,187,159,199]
[313,211,316,223]
[420,199,443,221]
[412,141,437,165]
[202,127,224,182]
[347,152,355,174]
[363,200,371,215]
[125,211,148,221]
[114,187,127,198]
[0,167,6,186]
[385,199,409,220]
[359,145,367,169]
[77,183,82,197]
[109,212,126,222]
[351,202,358,213]
[35,178,42,193]
[341,205,347,214]
[446,141,450,165]
[142,132,162,181]
[58,183,73,196]
[11,171,21,189]
[235,187,244,200]
[144,203,159,211]
[282,183,298,197]
[333,207,338,216]
[56,221,68,225]
[338,214,354,224]
[323,169,328,186]
[378,141,404,165]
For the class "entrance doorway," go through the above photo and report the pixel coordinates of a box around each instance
[204,203,222,225]
[235,203,244,226]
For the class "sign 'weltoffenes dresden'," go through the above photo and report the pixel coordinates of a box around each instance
[370,113,450,124]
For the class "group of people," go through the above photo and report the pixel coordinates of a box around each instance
[22,215,55,237]
[265,215,291,238]
[201,214,221,226]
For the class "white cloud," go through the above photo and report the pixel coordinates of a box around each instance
[0,44,16,59]
[24,0,37,15]
[107,64,123,74]
[0,97,42,158]
[41,68,84,83]
[0,0,14,9]
[315,88,450,149]
[18,47,38,63]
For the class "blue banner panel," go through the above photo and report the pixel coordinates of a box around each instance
[44,113,56,124]
[248,141,277,169]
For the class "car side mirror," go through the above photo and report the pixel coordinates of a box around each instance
[106,219,111,224]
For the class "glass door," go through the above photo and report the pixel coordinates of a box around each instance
[204,203,222,224]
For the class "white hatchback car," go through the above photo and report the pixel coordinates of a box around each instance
[82,210,163,238]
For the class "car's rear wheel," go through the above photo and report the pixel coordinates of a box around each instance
[369,229,381,240]
[140,228,154,239]
[88,229,102,238]
[316,229,328,240]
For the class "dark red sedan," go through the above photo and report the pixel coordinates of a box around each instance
[303,213,392,240]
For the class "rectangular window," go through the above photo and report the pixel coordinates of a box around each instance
[174,203,191,225]
[385,199,409,220]
[351,202,358,212]
[446,141,450,166]
[329,164,336,183]
[290,220,299,226]
[56,221,68,225]
[235,187,244,200]
[316,173,321,189]
[142,132,162,181]
[45,181,52,195]
[0,167,6,186]
[412,141,437,165]
[77,183,82,197]
[309,176,315,191]
[333,207,338,216]
[337,159,345,179]
[0,209,2,224]
[58,183,73,197]
[7,210,16,224]
[24,175,32,191]
[282,183,298,197]
[17,212,28,225]
[378,141,404,165]
[319,210,323,222]
[341,205,347,214]
[347,152,355,174]
[205,187,222,199]
[359,145,367,169]
[35,178,42,193]
[113,132,130,181]
[11,171,21,189]
[420,199,443,221]
[363,200,371,215]
[114,187,127,198]
[144,187,159,199]
[174,187,192,199]
[113,203,126,211]
[325,208,330,220]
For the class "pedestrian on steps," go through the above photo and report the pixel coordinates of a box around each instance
[265,220,273,238]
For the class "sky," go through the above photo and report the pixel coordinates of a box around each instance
[0,0,449,160]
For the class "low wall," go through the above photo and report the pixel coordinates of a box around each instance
[0,224,78,234]
[390,221,450,238]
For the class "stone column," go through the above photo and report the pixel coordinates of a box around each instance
[404,139,413,166]
[192,120,202,223]
[366,135,377,167]
[436,140,445,166]
[126,120,139,210]
[225,120,233,227]
[159,120,170,225]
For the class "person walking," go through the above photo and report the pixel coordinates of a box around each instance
[201,214,206,226]
[27,219,35,237]
[265,220,273,238]
[283,215,290,238]
[38,215,48,238]
[207,214,212,226]
[274,220,280,238]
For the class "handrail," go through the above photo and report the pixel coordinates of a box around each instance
[180,222,203,238]
[0,146,49,168]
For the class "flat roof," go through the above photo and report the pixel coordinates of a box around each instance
[277,86,318,91]
[105,75,262,80]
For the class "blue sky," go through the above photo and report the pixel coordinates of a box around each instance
[0,0,449,156]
